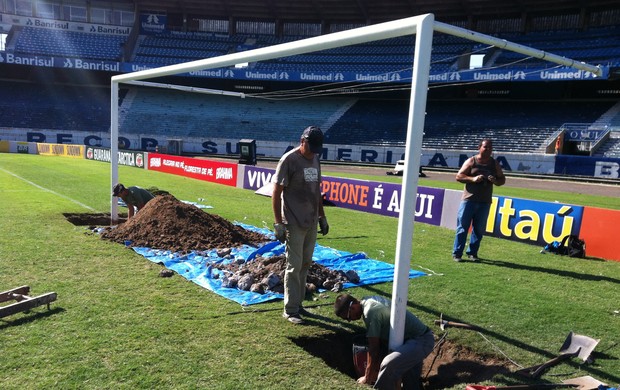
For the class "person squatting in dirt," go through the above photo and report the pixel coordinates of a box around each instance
[272,126,329,325]
[452,139,506,262]
[112,183,155,219]
[334,294,435,390]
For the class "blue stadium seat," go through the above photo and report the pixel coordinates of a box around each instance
[14,27,125,61]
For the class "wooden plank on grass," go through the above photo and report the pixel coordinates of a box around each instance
[0,285,30,303]
[0,292,57,318]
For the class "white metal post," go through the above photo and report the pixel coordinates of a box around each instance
[433,22,603,77]
[110,80,119,223]
[388,13,434,351]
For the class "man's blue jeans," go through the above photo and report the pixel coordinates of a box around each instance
[452,200,491,257]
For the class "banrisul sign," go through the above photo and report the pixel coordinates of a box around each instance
[85,146,145,168]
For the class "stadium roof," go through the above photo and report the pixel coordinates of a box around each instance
[131,0,620,23]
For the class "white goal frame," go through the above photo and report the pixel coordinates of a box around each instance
[110,14,602,351]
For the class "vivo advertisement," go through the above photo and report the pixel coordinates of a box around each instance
[243,166,443,226]
[321,177,444,225]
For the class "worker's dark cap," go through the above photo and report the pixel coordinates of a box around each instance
[334,293,355,318]
[302,126,324,154]
[112,183,125,196]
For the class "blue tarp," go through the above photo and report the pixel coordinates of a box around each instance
[132,223,426,306]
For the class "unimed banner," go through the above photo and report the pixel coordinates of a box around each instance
[147,153,237,186]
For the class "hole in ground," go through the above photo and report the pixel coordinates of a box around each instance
[63,212,126,226]
[291,332,512,389]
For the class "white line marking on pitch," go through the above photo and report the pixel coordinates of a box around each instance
[0,168,95,211]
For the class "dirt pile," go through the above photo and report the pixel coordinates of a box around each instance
[100,194,271,253]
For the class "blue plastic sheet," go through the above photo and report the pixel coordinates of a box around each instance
[132,223,426,306]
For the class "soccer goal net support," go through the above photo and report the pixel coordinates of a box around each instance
[109,13,602,351]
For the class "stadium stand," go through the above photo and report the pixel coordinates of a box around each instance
[133,32,240,65]
[13,26,125,61]
[0,77,617,155]
[126,27,620,73]
[118,86,356,143]
[111,85,617,154]
[594,132,620,157]
[0,80,110,132]
[1,1,620,158]
[326,100,616,152]
[491,26,620,69]
[128,31,474,74]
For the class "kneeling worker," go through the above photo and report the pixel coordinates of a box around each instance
[112,183,155,219]
[334,294,434,390]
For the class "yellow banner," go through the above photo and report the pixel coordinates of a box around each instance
[37,143,84,158]
[0,140,9,153]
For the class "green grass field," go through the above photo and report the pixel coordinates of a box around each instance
[1,153,619,390]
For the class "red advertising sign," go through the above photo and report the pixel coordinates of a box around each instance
[147,153,237,187]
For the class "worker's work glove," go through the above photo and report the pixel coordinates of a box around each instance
[318,216,329,236]
[274,223,287,243]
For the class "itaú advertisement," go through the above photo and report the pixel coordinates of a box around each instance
[486,196,583,245]
[147,153,237,187]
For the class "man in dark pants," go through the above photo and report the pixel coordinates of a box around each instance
[452,139,506,262]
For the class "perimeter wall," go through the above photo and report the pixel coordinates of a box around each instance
[1,141,617,262]
[2,129,620,178]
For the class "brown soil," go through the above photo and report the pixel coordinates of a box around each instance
[98,194,271,253]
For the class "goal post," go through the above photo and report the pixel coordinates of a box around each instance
[110,13,603,351]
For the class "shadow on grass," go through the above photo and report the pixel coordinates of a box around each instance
[320,235,370,241]
[480,258,619,284]
[212,303,335,319]
[0,306,65,330]
[290,332,359,379]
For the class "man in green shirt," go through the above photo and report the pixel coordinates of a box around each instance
[112,183,155,219]
[335,294,434,389]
